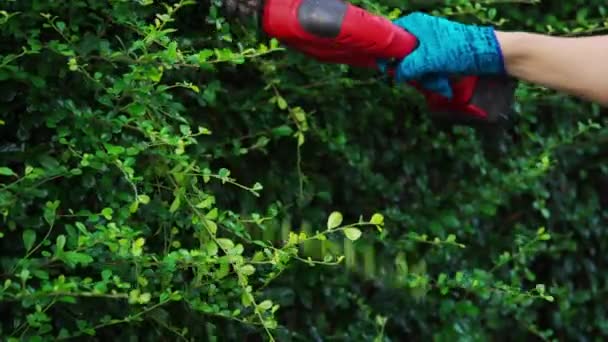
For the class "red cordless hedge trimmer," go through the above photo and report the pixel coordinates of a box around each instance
[222,0,517,126]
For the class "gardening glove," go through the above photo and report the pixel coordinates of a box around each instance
[386,12,506,98]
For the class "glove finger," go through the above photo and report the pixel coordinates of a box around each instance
[392,12,429,28]
[419,75,453,99]
[395,53,427,83]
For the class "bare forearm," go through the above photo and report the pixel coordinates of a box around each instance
[495,31,608,105]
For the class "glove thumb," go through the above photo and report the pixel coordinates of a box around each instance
[418,74,453,99]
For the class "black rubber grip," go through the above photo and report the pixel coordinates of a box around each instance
[297,0,347,38]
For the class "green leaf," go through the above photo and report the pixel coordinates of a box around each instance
[488,8,497,19]
[23,229,36,252]
[0,167,15,176]
[127,103,146,116]
[327,211,343,229]
[446,234,456,243]
[62,251,94,267]
[130,201,139,213]
[101,208,113,220]
[217,238,234,250]
[271,125,293,137]
[195,196,214,209]
[44,201,59,226]
[104,144,125,156]
[206,241,218,256]
[196,49,214,64]
[370,213,384,225]
[258,300,273,311]
[138,292,151,304]
[138,195,150,204]
[205,208,218,220]
[277,96,287,110]
[205,219,218,235]
[56,234,66,252]
[240,264,255,276]
[169,196,181,213]
[132,237,145,256]
[218,168,230,178]
[241,292,253,307]
[344,227,362,241]
[101,269,112,280]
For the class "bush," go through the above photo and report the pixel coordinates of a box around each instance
[1,0,608,341]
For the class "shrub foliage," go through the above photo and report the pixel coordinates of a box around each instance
[1,0,608,340]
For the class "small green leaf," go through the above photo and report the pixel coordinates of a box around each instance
[370,213,384,225]
[344,227,362,241]
[23,229,36,252]
[271,125,293,137]
[240,264,255,276]
[138,195,150,204]
[127,102,146,116]
[56,235,66,252]
[138,292,151,304]
[206,241,218,256]
[327,211,343,229]
[216,238,234,250]
[0,167,15,176]
[205,208,218,220]
[104,144,125,156]
[196,49,214,64]
[62,251,93,267]
[44,201,59,226]
[135,237,145,247]
[101,208,113,220]
[258,300,273,311]
[241,292,253,307]
[277,96,287,110]
[488,8,497,19]
[205,219,217,235]
[129,289,140,304]
[101,269,112,280]
[195,196,214,209]
[218,168,230,179]
[169,196,181,213]
[446,234,456,243]
[19,269,30,283]
[129,201,139,213]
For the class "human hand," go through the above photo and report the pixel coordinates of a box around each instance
[386,12,506,98]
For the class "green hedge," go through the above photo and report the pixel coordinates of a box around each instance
[1,0,608,340]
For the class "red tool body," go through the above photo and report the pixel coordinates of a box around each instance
[260,0,515,123]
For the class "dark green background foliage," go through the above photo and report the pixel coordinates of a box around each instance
[1,0,608,340]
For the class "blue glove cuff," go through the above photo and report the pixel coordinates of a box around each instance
[471,25,506,75]
[490,29,506,75]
